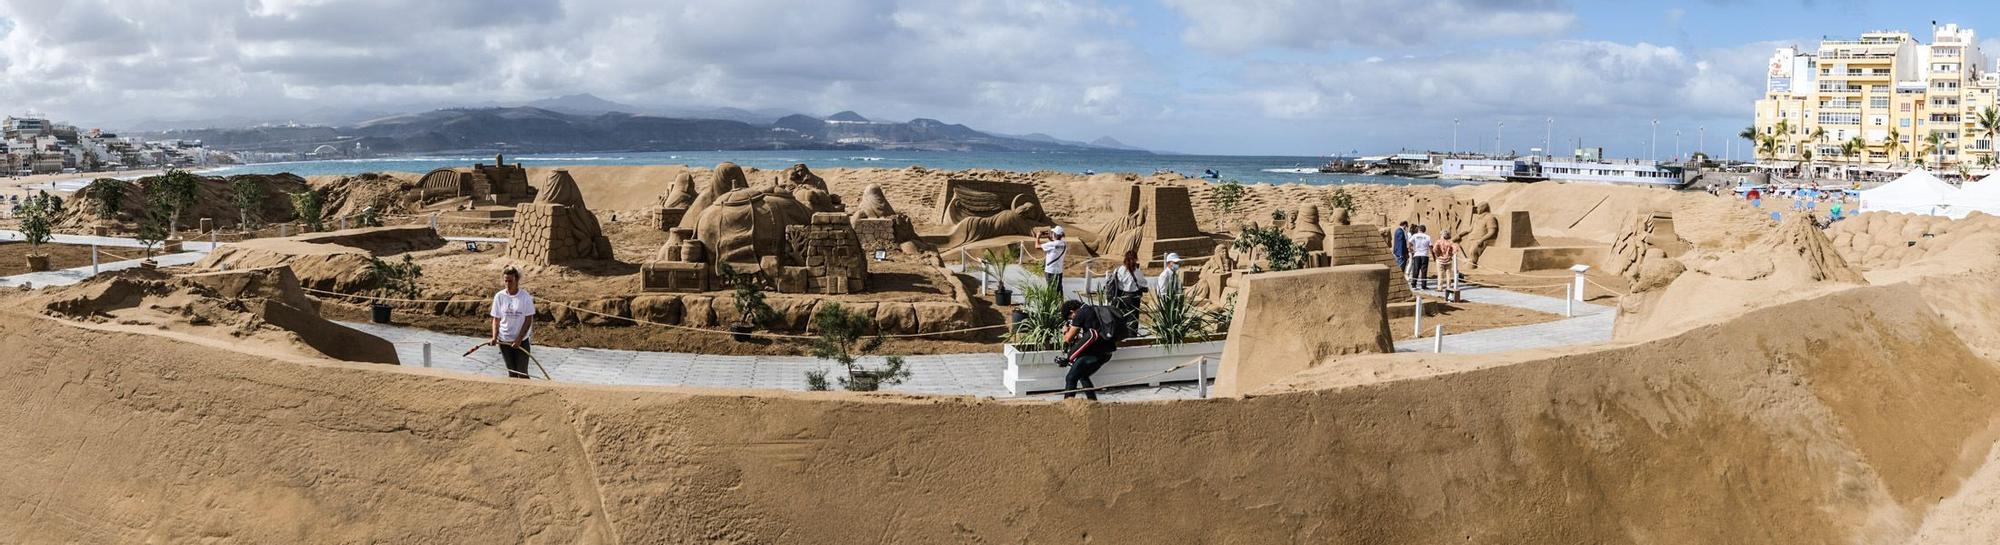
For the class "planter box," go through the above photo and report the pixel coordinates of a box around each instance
[1003,339,1227,396]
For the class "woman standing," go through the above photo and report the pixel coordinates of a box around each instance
[1106,250,1145,335]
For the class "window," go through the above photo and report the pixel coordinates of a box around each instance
[1901,118,1911,127]
[1871,96,1890,108]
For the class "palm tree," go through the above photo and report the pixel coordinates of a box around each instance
[1976,106,2000,170]
[1739,126,1758,161]
[1924,132,1945,170]
[1839,139,1860,167]
[1759,135,1779,160]
[1885,127,1903,166]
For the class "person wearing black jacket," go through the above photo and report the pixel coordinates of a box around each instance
[1059,300,1118,401]
[1105,250,1145,334]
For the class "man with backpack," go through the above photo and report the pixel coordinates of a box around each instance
[1058,299,1124,401]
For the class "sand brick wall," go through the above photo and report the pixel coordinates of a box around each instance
[784,213,869,294]
[1326,223,1414,303]
[507,203,613,265]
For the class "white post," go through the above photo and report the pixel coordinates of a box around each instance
[91,244,99,275]
[421,342,432,368]
[1571,265,1589,302]
[340,216,349,230]
[281,224,290,237]
[209,229,217,249]
[1433,325,1443,353]
[1412,294,1423,338]
[1565,291,1574,318]
[979,261,989,295]
[1196,357,1208,399]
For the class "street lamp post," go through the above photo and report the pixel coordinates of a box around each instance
[1452,118,1460,156]
[1675,130,1682,162]
[1545,117,1553,160]
[1699,126,1706,159]
[1495,121,1504,157]
[1651,119,1659,161]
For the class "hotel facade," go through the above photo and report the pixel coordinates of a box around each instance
[1753,24,2000,170]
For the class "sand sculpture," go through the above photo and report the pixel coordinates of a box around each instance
[1473,210,1605,272]
[1187,242,1237,303]
[196,225,447,293]
[678,162,751,230]
[1462,203,1500,264]
[417,154,534,203]
[1085,184,1215,264]
[35,266,397,364]
[1290,204,1327,251]
[934,178,1047,226]
[506,170,615,265]
[1604,211,1692,284]
[849,184,926,254]
[942,194,1053,249]
[656,172,697,229]
[1323,223,1415,303]
[644,165,869,294]
[1214,265,1394,397]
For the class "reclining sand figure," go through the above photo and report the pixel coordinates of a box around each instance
[942,195,1053,250]
[777,164,842,213]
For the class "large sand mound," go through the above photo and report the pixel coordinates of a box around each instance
[28,266,396,364]
[2,280,1997,543]
[1453,182,1772,248]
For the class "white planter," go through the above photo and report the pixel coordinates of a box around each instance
[1002,339,1227,396]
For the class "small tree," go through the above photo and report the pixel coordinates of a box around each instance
[84,178,124,219]
[18,196,52,257]
[288,189,325,232]
[1323,187,1355,213]
[808,302,910,392]
[980,245,1021,296]
[723,269,776,330]
[135,199,170,257]
[1210,179,1245,218]
[1233,224,1307,272]
[370,255,425,300]
[144,169,200,236]
[229,177,262,229]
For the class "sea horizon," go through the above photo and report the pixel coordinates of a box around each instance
[199,149,1456,187]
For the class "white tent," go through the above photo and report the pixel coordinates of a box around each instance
[1857,170,1962,217]
[1958,173,2000,217]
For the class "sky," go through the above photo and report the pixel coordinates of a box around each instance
[0,0,1997,157]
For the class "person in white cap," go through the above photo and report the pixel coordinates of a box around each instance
[1037,225,1068,291]
[1155,252,1184,294]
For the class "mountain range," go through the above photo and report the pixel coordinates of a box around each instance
[139,94,1147,155]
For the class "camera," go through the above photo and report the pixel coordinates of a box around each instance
[1053,355,1072,367]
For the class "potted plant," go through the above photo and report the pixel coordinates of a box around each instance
[725,269,775,342]
[805,301,912,392]
[981,245,1021,306]
[369,255,423,323]
[998,278,1231,396]
[18,196,52,272]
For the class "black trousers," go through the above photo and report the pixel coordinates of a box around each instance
[498,341,533,379]
[1064,353,1109,401]
[1045,272,1063,291]
[1411,256,1431,289]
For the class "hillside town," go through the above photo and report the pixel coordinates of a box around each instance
[1,115,221,176]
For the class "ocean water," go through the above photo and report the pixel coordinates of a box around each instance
[201,150,1457,187]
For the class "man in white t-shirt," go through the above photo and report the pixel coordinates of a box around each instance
[489,267,536,379]
[1038,225,1068,292]
[1407,225,1434,290]
[1154,252,1184,295]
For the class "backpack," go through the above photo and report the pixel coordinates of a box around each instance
[1087,305,1128,349]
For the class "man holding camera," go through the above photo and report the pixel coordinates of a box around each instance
[1057,300,1120,401]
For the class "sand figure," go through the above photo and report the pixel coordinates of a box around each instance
[694,188,814,276]
[506,170,614,264]
[1326,206,1351,226]
[1291,204,1326,250]
[853,185,898,219]
[942,195,1053,249]
[784,166,843,213]
[679,162,751,230]
[661,172,696,209]
[1463,203,1500,265]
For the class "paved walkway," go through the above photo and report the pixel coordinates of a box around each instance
[1393,287,1614,354]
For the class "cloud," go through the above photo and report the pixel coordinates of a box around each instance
[1222,39,1773,123]
[1161,0,1576,54]
[0,0,1150,133]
